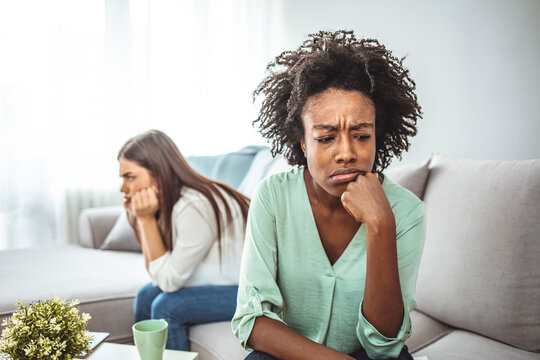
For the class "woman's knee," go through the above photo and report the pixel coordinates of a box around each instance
[134,283,161,314]
[136,283,161,302]
[151,286,239,324]
[150,292,186,320]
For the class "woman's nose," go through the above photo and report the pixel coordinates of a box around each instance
[120,182,128,194]
[335,138,357,163]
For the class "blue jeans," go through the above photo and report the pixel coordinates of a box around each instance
[245,346,413,360]
[134,282,238,351]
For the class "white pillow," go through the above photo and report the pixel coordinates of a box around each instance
[384,158,431,200]
[100,211,141,252]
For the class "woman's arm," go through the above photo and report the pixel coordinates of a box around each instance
[249,317,354,360]
[129,187,166,269]
[341,172,403,337]
[362,214,403,337]
[137,217,167,269]
[147,196,220,292]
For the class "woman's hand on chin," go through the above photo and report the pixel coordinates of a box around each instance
[130,186,159,220]
[340,172,392,225]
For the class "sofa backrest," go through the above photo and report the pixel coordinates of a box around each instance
[416,154,540,352]
[187,145,269,190]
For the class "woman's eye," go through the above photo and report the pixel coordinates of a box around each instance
[355,134,371,141]
[316,137,334,143]
[127,176,135,181]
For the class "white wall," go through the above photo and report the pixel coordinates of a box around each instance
[273,0,540,164]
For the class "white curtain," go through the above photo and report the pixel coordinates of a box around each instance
[0,0,285,249]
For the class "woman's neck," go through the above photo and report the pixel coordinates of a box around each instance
[303,168,344,212]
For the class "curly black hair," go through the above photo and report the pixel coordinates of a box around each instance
[253,30,422,171]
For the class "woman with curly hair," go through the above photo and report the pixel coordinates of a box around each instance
[232,31,425,360]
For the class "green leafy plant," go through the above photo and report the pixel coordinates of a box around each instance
[0,297,93,360]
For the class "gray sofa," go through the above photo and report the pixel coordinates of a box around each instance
[1,150,539,360]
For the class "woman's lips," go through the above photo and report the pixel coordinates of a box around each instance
[329,168,366,184]
[331,172,361,184]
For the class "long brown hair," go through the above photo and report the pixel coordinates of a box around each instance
[118,130,250,252]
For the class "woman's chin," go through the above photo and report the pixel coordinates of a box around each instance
[321,183,348,198]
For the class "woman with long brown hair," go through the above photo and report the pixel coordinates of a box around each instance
[118,130,249,351]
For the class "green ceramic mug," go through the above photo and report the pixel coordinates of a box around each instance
[132,319,168,360]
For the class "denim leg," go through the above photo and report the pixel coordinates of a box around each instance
[350,346,413,360]
[151,285,239,351]
[395,346,414,360]
[133,282,162,323]
[246,347,410,360]
[244,351,279,360]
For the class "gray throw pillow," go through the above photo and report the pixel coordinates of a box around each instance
[100,211,141,252]
[384,158,431,200]
[416,154,540,351]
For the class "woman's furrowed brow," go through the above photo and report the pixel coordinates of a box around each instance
[313,124,338,131]
[312,122,374,131]
[350,123,374,130]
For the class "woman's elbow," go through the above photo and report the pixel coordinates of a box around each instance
[247,316,274,351]
[154,278,184,293]
[246,323,263,350]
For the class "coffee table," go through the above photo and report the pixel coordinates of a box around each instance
[84,342,198,359]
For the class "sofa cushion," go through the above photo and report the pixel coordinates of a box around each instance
[79,206,123,249]
[100,210,141,252]
[413,330,540,360]
[384,158,431,200]
[0,245,149,343]
[406,310,453,353]
[187,146,268,189]
[416,155,540,351]
[190,321,249,360]
[188,312,452,360]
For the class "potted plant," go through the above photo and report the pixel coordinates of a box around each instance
[0,297,93,360]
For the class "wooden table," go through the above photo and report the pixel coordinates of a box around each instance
[85,343,198,359]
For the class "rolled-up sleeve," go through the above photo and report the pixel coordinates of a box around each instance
[356,202,426,359]
[231,180,285,349]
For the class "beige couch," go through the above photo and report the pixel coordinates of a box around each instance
[1,153,539,360]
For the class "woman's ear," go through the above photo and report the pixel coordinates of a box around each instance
[300,140,306,157]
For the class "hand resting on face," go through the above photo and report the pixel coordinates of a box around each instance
[126,186,160,220]
[340,172,393,225]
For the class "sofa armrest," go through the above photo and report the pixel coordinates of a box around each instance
[79,206,123,249]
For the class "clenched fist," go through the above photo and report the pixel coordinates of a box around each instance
[340,172,393,226]
[129,186,159,220]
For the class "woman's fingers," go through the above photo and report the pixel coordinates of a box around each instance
[341,172,385,223]
[131,187,159,219]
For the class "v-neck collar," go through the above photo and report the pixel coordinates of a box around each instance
[299,167,366,272]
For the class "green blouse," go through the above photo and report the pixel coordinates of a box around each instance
[232,167,426,359]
